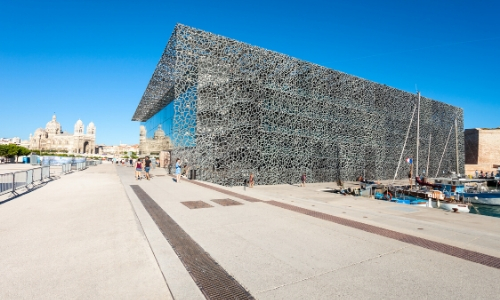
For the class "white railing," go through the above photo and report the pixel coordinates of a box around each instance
[61,163,72,174]
[0,166,50,196]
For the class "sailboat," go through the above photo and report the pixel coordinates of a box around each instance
[392,92,470,212]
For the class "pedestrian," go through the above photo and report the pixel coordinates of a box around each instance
[301,173,306,187]
[129,158,133,167]
[175,158,181,183]
[475,170,478,178]
[480,170,484,178]
[135,159,143,180]
[249,173,255,188]
[144,156,151,180]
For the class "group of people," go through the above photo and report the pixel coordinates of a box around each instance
[475,170,498,179]
[135,156,152,180]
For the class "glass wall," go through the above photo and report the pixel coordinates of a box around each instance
[141,101,175,139]
[141,86,197,147]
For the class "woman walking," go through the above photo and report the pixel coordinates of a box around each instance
[175,158,181,183]
[135,159,143,180]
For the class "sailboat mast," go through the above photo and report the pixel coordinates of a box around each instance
[416,91,421,178]
[426,134,431,177]
[455,118,459,174]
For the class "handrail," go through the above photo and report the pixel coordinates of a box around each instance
[0,166,50,196]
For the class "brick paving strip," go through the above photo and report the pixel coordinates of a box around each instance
[182,178,500,270]
[130,185,254,300]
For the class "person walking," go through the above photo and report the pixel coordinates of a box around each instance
[135,159,143,180]
[249,173,255,188]
[144,156,151,180]
[300,173,306,187]
[175,158,181,183]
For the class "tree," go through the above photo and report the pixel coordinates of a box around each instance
[0,144,8,158]
[18,146,31,157]
[7,144,31,162]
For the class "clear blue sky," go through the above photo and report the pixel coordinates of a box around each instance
[1,0,498,145]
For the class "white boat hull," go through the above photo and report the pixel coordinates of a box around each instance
[461,194,500,206]
[429,199,469,213]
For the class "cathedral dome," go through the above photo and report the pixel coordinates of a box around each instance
[154,125,165,138]
[45,114,62,135]
[88,121,95,128]
[34,128,48,138]
[75,119,83,126]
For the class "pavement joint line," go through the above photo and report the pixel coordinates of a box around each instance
[257,245,411,294]
[130,185,254,300]
[178,178,500,270]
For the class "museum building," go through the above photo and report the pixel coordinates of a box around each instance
[132,24,464,185]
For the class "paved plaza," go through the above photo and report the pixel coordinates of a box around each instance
[1,163,500,299]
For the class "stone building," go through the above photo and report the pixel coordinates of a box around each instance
[465,128,500,175]
[29,115,97,154]
[139,125,172,156]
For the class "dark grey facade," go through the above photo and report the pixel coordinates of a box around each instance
[133,24,464,186]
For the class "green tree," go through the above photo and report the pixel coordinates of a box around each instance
[0,144,8,158]
[18,146,31,157]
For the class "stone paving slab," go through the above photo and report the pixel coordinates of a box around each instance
[2,163,500,299]
[0,163,171,299]
[116,167,500,299]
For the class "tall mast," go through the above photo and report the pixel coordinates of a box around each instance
[455,118,459,174]
[426,134,431,177]
[416,91,421,178]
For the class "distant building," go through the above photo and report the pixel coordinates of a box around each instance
[28,115,97,154]
[98,144,139,157]
[465,128,500,175]
[139,125,172,156]
[0,137,21,145]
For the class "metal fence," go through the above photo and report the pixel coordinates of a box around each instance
[0,166,50,196]
[61,163,72,174]
[73,162,86,171]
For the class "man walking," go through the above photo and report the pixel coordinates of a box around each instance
[144,156,152,180]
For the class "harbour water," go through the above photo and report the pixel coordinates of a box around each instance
[469,204,500,218]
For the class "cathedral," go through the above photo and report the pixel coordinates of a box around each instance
[29,115,97,154]
[139,124,171,155]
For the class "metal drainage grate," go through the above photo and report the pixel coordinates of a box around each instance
[170,175,262,203]
[181,201,213,209]
[168,177,500,270]
[266,200,500,270]
[130,185,254,300]
[211,199,243,206]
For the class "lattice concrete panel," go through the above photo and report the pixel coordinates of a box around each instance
[133,24,464,186]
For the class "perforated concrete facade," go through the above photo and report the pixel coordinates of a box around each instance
[133,24,464,185]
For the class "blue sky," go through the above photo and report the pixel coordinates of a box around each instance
[1,0,498,145]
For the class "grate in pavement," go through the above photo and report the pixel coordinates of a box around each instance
[164,178,500,270]
[211,198,243,206]
[181,201,213,209]
[170,176,262,203]
[130,185,254,300]
[266,200,500,269]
